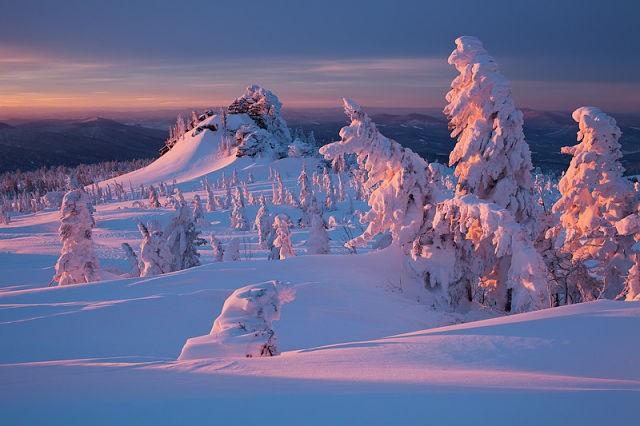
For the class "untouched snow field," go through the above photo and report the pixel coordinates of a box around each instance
[1,116,639,425]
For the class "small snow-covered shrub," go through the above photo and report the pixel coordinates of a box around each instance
[178,280,295,359]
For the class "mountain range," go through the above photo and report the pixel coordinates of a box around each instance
[1,109,638,174]
[0,117,166,172]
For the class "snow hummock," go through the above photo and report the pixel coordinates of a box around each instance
[179,280,295,359]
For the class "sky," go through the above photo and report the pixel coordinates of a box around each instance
[0,0,638,116]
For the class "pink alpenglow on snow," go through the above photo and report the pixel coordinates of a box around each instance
[552,107,634,300]
[445,36,539,232]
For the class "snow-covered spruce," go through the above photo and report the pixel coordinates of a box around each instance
[320,98,444,250]
[298,166,312,226]
[121,243,140,278]
[209,234,224,262]
[273,214,295,259]
[138,221,173,277]
[254,194,274,249]
[444,36,539,233]
[52,189,100,286]
[230,187,249,231]
[179,280,295,359]
[164,202,205,271]
[227,85,291,159]
[305,211,330,254]
[616,212,640,301]
[148,185,161,208]
[551,107,635,300]
[412,195,549,313]
[192,194,205,225]
[224,238,241,261]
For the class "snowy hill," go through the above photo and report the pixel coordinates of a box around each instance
[101,112,249,188]
[101,85,293,188]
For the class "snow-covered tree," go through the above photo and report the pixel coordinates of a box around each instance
[444,36,539,233]
[305,212,330,254]
[138,221,173,277]
[52,189,100,285]
[273,214,295,260]
[192,194,205,225]
[298,166,312,226]
[325,185,337,211]
[230,187,249,231]
[210,234,224,262]
[272,171,284,205]
[406,37,551,313]
[319,98,443,250]
[254,194,274,249]
[288,137,316,158]
[551,107,635,300]
[121,242,140,278]
[224,238,241,261]
[412,195,550,313]
[165,202,205,271]
[148,185,161,208]
[336,174,346,202]
[205,190,216,212]
[0,206,10,225]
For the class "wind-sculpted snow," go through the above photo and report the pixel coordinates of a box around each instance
[179,280,294,359]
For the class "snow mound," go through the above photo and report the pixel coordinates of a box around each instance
[179,280,295,359]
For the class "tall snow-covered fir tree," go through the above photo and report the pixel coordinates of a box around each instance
[320,98,444,250]
[552,107,635,300]
[52,189,100,286]
[444,36,539,233]
[407,37,550,313]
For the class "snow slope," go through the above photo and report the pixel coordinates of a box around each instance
[1,295,638,425]
[100,113,253,188]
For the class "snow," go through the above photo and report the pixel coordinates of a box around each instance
[0,82,638,424]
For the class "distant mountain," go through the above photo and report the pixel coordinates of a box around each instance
[0,117,166,172]
[285,108,640,175]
